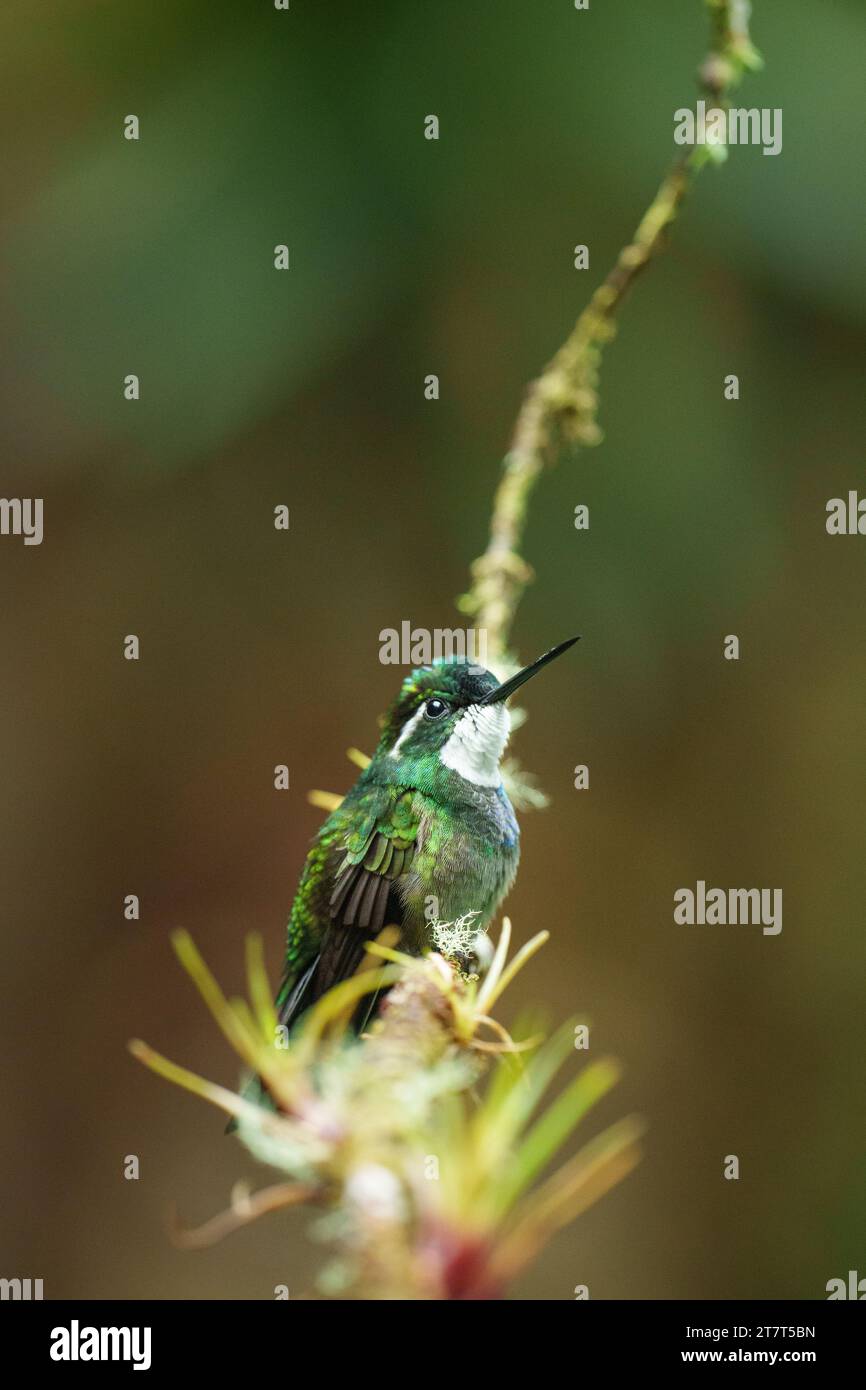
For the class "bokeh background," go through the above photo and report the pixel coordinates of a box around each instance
[1,0,864,1300]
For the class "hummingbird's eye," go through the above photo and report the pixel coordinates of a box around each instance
[424,697,450,721]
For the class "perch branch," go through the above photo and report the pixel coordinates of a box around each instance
[459,0,761,663]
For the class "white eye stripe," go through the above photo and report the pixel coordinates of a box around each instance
[389,704,426,757]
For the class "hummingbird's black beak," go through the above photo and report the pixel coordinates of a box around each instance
[479,636,581,706]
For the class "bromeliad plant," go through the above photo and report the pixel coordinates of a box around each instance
[130,923,643,1299]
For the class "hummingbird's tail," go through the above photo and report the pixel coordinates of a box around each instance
[275,956,320,1030]
[226,927,393,1134]
[225,958,319,1135]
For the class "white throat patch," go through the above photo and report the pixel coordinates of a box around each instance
[440,703,510,787]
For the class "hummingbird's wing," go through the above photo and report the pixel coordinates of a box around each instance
[330,787,418,928]
[312,785,419,995]
[233,786,420,1130]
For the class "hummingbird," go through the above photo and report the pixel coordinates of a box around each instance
[274,636,580,1031]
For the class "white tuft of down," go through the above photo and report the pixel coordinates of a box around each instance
[440,703,510,787]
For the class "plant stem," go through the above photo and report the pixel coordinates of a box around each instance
[459,0,760,665]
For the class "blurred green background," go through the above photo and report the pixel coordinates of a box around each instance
[1,0,864,1299]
